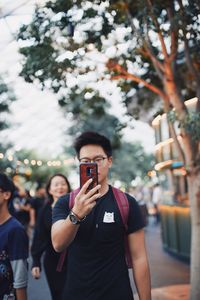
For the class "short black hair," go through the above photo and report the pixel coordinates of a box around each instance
[0,173,15,201]
[74,131,112,158]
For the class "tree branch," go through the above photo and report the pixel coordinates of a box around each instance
[124,0,165,79]
[177,0,200,110]
[162,99,186,164]
[168,122,185,164]
[106,60,167,100]
[144,39,165,80]
[166,4,178,62]
[146,0,169,61]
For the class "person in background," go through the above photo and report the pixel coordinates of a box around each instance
[12,188,34,237]
[31,173,71,300]
[52,131,151,300]
[152,183,162,224]
[0,173,29,300]
[30,185,46,225]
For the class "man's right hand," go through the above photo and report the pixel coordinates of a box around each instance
[31,267,40,279]
[72,178,101,219]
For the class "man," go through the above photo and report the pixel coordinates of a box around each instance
[52,131,151,300]
[0,173,29,300]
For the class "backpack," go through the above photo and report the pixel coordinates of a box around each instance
[56,186,132,272]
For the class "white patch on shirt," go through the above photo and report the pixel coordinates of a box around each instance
[103,212,115,223]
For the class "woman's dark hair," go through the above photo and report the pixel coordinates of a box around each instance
[46,173,71,204]
[74,131,112,158]
[0,173,15,202]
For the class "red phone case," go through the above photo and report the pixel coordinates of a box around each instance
[80,163,98,193]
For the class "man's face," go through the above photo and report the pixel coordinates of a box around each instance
[79,144,112,185]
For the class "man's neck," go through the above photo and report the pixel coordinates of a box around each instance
[99,181,109,196]
[0,207,11,225]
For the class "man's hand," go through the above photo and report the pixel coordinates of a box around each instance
[31,267,40,279]
[72,178,101,219]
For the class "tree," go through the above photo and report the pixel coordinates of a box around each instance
[0,76,16,129]
[59,86,125,149]
[111,141,154,189]
[17,1,200,297]
[0,76,16,171]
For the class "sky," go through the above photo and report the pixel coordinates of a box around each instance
[0,0,155,159]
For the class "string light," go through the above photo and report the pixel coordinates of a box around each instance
[0,152,75,168]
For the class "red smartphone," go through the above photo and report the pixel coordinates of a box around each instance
[80,162,98,193]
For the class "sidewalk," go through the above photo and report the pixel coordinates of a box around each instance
[133,219,190,299]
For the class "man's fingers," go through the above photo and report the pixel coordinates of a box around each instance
[79,178,93,195]
[88,192,101,204]
[86,183,101,198]
[77,179,101,198]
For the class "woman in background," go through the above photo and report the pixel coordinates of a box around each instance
[31,173,71,300]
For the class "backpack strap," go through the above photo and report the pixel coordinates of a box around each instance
[56,249,67,272]
[69,188,80,209]
[112,187,129,231]
[112,186,132,268]
[56,189,79,272]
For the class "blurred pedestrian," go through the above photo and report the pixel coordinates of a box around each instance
[12,188,34,237]
[152,183,162,223]
[0,173,29,300]
[31,174,71,300]
[30,185,46,225]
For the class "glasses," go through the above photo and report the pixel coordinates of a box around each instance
[79,156,108,166]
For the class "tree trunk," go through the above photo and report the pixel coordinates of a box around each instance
[163,74,200,299]
[188,170,200,299]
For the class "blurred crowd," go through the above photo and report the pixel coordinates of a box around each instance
[128,183,162,225]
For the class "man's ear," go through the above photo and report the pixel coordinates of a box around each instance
[4,191,11,201]
[108,156,112,168]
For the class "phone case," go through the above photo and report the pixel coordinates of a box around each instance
[80,163,98,193]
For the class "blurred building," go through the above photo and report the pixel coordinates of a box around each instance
[151,97,197,260]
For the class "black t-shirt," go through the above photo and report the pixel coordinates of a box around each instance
[52,186,144,300]
[30,197,44,221]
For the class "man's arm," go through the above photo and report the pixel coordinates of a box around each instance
[51,179,101,252]
[51,218,80,252]
[11,259,28,300]
[15,287,27,300]
[128,229,151,300]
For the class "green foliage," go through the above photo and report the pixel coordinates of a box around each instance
[0,76,16,130]
[111,141,155,188]
[59,86,125,149]
[167,110,176,124]
[0,76,16,171]
[0,143,14,172]
[16,0,200,168]
[180,112,200,141]
[17,0,200,118]
[167,110,200,142]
